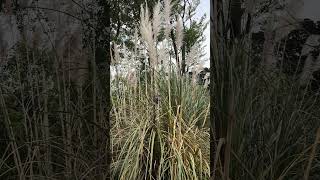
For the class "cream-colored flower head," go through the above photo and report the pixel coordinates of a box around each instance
[140,4,157,69]
[153,1,162,39]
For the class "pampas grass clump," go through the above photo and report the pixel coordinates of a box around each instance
[110,0,210,179]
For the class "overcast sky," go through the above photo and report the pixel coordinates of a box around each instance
[196,0,210,67]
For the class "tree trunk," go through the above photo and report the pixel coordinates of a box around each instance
[230,0,242,39]
[94,0,111,179]
[170,29,180,72]
[181,43,186,74]
[211,0,218,178]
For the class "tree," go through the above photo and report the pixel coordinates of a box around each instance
[110,0,157,44]
[93,0,111,179]
[109,0,208,75]
[172,0,208,74]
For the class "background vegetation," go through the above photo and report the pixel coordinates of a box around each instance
[211,0,320,179]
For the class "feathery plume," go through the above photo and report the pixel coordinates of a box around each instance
[176,16,184,51]
[133,27,139,61]
[122,42,128,63]
[153,1,162,40]
[194,64,204,77]
[111,43,121,66]
[140,4,157,68]
[127,69,137,86]
[186,43,202,67]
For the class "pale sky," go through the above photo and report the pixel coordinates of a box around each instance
[195,0,210,67]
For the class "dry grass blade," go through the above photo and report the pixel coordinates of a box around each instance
[304,127,320,180]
